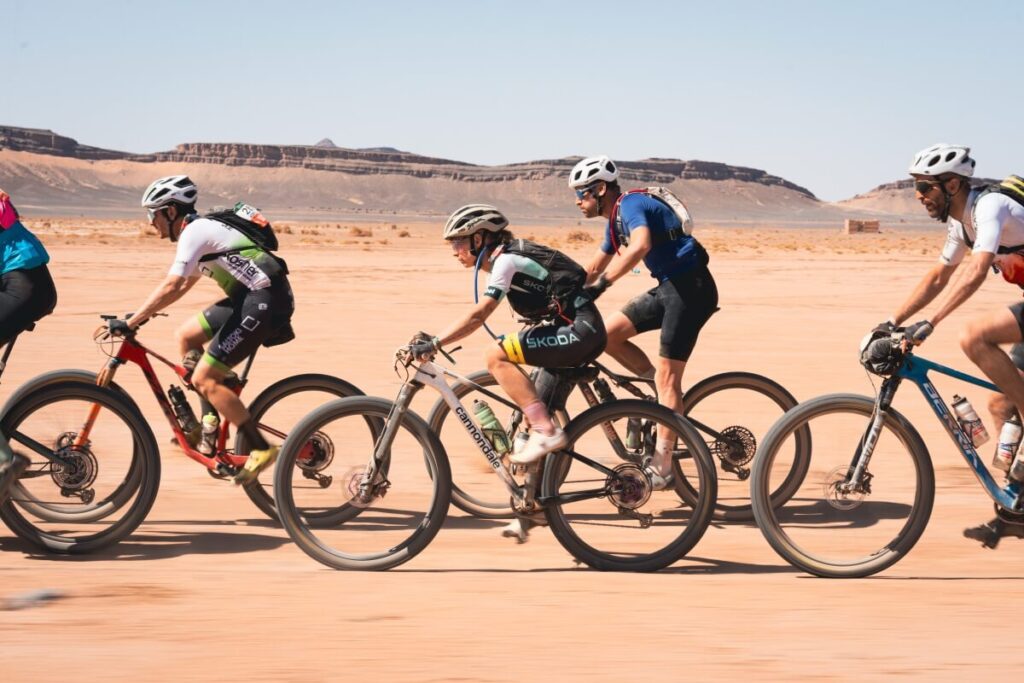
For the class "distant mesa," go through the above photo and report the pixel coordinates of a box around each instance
[314,138,338,148]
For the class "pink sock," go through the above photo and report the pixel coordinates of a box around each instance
[523,401,555,435]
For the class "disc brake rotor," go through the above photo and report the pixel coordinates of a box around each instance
[823,465,868,511]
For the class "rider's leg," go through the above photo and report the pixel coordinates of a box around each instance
[960,307,1024,419]
[987,345,1024,425]
[502,306,607,465]
[604,312,655,377]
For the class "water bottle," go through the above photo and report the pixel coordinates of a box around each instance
[168,385,201,446]
[1010,448,1024,482]
[198,413,220,456]
[951,395,989,447]
[625,418,642,449]
[993,414,1022,473]
[473,400,510,455]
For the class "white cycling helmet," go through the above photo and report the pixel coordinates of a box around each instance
[442,204,509,240]
[568,155,619,189]
[908,144,975,178]
[141,175,198,209]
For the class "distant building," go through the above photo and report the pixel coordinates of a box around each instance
[844,219,880,234]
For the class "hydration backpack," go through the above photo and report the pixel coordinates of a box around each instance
[959,176,1024,285]
[502,239,587,321]
[608,187,695,254]
[206,202,280,252]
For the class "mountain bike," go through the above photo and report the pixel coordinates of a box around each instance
[0,314,366,553]
[750,330,1024,578]
[427,363,808,522]
[273,343,717,571]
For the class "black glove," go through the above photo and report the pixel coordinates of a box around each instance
[583,274,611,302]
[409,334,440,360]
[107,319,132,337]
[904,320,934,345]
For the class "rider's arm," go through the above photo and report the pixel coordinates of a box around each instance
[601,225,652,283]
[891,262,958,325]
[436,296,501,346]
[928,252,995,326]
[584,248,614,286]
[126,275,200,328]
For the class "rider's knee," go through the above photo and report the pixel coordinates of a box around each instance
[485,345,509,370]
[959,323,988,358]
[989,392,1015,422]
[190,363,222,397]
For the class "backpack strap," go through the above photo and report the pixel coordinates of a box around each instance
[967,179,1024,255]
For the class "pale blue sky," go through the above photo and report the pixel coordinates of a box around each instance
[4,0,1022,200]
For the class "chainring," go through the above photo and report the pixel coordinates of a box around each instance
[608,463,651,510]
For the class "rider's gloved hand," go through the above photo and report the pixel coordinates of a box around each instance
[107,319,132,338]
[904,319,934,345]
[582,274,611,302]
[409,335,440,361]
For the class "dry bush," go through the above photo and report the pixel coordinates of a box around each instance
[566,230,593,244]
[349,226,373,238]
[397,229,411,238]
[279,224,293,234]
[300,228,320,236]
[378,239,389,245]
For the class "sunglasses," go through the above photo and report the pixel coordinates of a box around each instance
[574,186,597,200]
[146,207,163,223]
[449,237,470,251]
[914,180,943,195]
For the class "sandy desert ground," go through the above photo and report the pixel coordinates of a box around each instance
[2,218,1024,681]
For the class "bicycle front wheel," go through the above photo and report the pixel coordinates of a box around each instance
[274,396,451,570]
[678,371,808,522]
[750,394,934,578]
[543,399,716,571]
[0,381,161,553]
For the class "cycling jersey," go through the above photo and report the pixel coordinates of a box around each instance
[939,190,1024,267]
[170,217,286,297]
[0,196,49,275]
[601,193,708,281]
[483,240,586,321]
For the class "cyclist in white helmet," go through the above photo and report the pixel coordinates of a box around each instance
[411,204,606,466]
[107,176,295,484]
[569,156,718,489]
[872,144,1024,542]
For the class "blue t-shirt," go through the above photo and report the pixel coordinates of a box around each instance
[600,193,705,281]
[0,220,50,275]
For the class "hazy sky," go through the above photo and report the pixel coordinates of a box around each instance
[4,0,1022,200]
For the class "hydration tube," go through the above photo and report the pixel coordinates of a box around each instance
[473,246,501,340]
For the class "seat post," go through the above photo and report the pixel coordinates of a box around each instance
[0,333,20,383]
[238,349,258,382]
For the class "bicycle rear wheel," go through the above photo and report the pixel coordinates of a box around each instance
[677,372,809,522]
[543,399,716,571]
[274,396,451,570]
[237,373,369,522]
[750,394,934,578]
[0,381,161,553]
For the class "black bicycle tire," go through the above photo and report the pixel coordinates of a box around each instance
[0,381,161,554]
[543,399,717,571]
[750,393,935,578]
[675,371,811,522]
[274,396,451,570]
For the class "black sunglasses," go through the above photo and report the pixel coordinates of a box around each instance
[914,179,943,195]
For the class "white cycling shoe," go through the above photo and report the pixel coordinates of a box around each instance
[509,428,567,465]
[500,514,548,544]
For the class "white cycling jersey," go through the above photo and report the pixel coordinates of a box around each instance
[169,217,276,295]
[940,190,1024,267]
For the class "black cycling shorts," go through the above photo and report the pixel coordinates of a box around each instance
[198,281,294,372]
[0,265,57,346]
[621,265,718,361]
[500,302,607,368]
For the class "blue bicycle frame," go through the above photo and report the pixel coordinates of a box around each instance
[897,354,1024,510]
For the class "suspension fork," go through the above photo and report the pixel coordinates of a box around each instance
[845,376,902,488]
[350,381,420,506]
